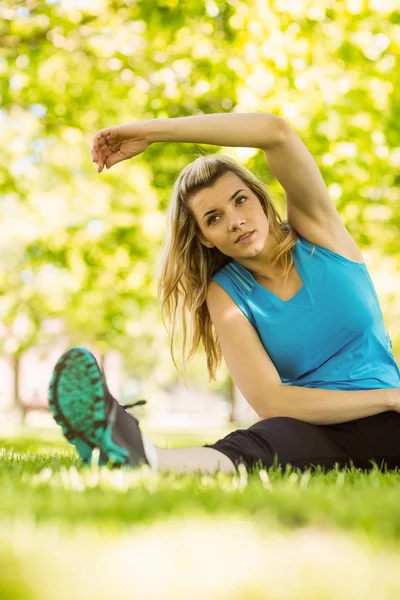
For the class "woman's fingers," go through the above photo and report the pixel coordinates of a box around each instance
[92,126,131,173]
[91,131,114,172]
[92,148,103,171]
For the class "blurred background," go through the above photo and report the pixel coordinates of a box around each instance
[0,0,399,436]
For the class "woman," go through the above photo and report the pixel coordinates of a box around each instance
[48,112,400,474]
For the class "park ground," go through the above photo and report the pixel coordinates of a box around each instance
[2,428,400,599]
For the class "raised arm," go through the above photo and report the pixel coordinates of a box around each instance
[145,112,286,150]
[92,113,286,172]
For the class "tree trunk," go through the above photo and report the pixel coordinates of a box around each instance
[227,375,237,424]
[12,352,26,423]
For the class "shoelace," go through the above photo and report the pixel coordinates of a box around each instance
[106,393,147,425]
[122,399,147,410]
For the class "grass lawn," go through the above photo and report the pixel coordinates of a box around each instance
[1,428,400,600]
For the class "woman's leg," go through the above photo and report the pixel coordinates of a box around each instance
[49,346,235,473]
[151,408,400,475]
[152,415,363,475]
[200,416,363,473]
[151,409,400,475]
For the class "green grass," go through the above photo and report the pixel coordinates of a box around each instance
[2,430,400,600]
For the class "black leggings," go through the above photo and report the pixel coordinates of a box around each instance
[204,410,400,473]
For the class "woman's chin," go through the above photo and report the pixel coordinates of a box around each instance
[239,240,264,254]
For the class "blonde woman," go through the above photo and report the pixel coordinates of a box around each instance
[48,113,400,474]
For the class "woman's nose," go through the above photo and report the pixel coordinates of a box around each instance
[226,208,244,228]
[228,218,246,231]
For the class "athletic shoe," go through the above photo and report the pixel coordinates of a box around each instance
[48,346,150,468]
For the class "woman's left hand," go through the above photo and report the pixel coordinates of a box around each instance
[91,122,151,172]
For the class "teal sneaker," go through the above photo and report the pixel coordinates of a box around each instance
[48,346,150,467]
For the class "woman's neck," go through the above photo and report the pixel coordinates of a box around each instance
[238,235,288,281]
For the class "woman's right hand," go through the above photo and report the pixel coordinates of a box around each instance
[91,121,151,172]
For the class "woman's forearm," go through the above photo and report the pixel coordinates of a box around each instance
[265,385,397,425]
[145,113,285,150]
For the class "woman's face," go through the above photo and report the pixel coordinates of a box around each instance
[189,171,270,259]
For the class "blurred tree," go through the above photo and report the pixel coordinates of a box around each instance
[0,0,399,417]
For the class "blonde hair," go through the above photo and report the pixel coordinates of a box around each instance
[157,154,298,382]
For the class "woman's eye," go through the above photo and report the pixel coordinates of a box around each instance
[207,196,247,226]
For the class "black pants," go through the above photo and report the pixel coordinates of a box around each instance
[204,411,400,473]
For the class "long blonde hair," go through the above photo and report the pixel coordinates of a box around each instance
[157,154,298,382]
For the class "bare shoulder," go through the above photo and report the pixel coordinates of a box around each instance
[289,209,365,264]
[206,280,243,318]
[206,280,229,307]
[206,280,224,300]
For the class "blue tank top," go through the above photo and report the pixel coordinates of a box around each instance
[211,234,400,390]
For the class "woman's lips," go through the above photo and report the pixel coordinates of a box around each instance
[236,231,255,244]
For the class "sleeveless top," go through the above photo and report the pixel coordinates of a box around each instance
[211,234,400,390]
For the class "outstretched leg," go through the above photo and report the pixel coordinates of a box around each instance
[155,407,400,475]
[48,346,237,473]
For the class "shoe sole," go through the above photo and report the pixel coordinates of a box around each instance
[48,346,130,466]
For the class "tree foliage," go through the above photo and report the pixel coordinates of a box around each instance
[0,0,399,394]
